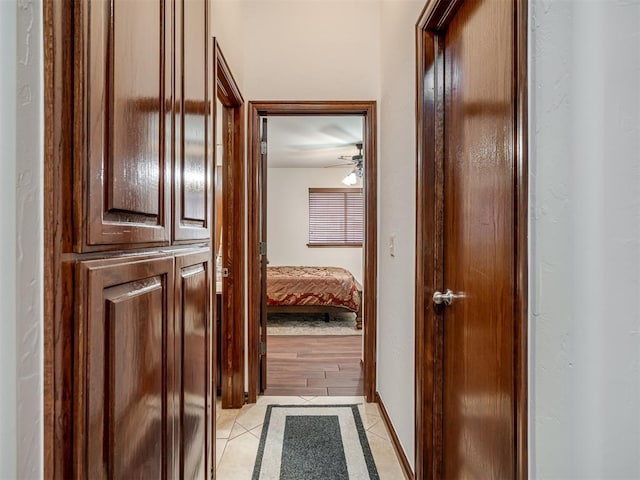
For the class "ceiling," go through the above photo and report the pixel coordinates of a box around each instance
[266,115,364,168]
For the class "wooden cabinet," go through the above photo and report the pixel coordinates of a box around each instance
[47,0,214,477]
[175,251,213,479]
[75,0,212,251]
[74,250,213,479]
[75,256,175,479]
[78,0,172,249]
[174,0,213,242]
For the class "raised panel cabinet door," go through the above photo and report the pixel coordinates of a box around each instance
[173,0,212,242]
[75,256,175,479]
[76,0,172,250]
[174,250,213,479]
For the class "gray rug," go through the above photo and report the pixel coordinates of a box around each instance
[252,404,379,480]
[267,312,362,336]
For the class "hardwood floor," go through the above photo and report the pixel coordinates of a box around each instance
[264,335,363,396]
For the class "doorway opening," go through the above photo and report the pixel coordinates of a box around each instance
[213,40,246,409]
[263,115,365,396]
[248,101,378,403]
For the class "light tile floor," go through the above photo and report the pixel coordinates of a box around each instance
[215,396,408,480]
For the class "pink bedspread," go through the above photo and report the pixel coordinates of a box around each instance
[266,266,361,312]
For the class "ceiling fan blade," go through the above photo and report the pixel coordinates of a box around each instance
[289,142,354,151]
[323,162,353,168]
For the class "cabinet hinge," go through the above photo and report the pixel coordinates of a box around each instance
[259,242,267,255]
[260,341,267,355]
[260,141,267,155]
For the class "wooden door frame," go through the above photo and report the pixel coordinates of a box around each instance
[414,1,528,479]
[214,39,246,409]
[44,2,75,476]
[247,101,378,403]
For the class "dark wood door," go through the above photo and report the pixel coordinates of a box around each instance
[214,43,246,408]
[175,250,212,479]
[173,0,212,242]
[259,117,269,392]
[75,256,175,479]
[80,0,171,250]
[75,252,214,480]
[440,0,517,478]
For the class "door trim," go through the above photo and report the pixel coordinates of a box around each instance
[414,1,528,478]
[44,1,75,476]
[247,101,378,403]
[214,39,246,409]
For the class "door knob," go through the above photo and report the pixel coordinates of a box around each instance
[433,289,454,306]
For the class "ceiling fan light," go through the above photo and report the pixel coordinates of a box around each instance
[342,171,358,186]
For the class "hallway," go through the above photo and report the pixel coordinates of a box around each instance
[2,0,640,478]
[215,396,407,479]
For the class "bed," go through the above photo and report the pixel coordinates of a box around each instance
[266,266,363,329]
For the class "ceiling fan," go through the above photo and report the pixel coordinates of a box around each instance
[338,142,363,162]
[324,143,364,185]
[325,142,363,167]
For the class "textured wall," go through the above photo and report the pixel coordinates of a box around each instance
[0,1,18,477]
[0,1,43,478]
[15,0,44,476]
[377,0,423,468]
[530,1,640,477]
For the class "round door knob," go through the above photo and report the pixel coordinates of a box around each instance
[433,289,454,306]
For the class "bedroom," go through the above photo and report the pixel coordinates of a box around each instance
[263,114,366,396]
[214,103,374,401]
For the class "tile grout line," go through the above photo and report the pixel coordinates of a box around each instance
[216,439,229,469]
[366,426,390,442]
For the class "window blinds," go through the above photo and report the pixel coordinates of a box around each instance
[308,188,363,246]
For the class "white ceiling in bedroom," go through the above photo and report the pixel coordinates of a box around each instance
[266,115,364,168]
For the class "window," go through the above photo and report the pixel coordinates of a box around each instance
[308,188,363,247]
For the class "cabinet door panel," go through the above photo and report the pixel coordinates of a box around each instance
[109,0,161,216]
[106,279,164,478]
[174,0,212,241]
[175,250,213,479]
[80,0,171,249]
[75,256,174,479]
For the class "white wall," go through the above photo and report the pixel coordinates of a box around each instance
[377,0,423,468]
[212,0,245,89]
[530,1,640,478]
[0,2,18,477]
[239,1,381,101]
[0,1,44,478]
[16,0,44,475]
[267,167,363,283]
[211,0,420,469]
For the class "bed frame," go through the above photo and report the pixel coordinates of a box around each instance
[267,283,363,330]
